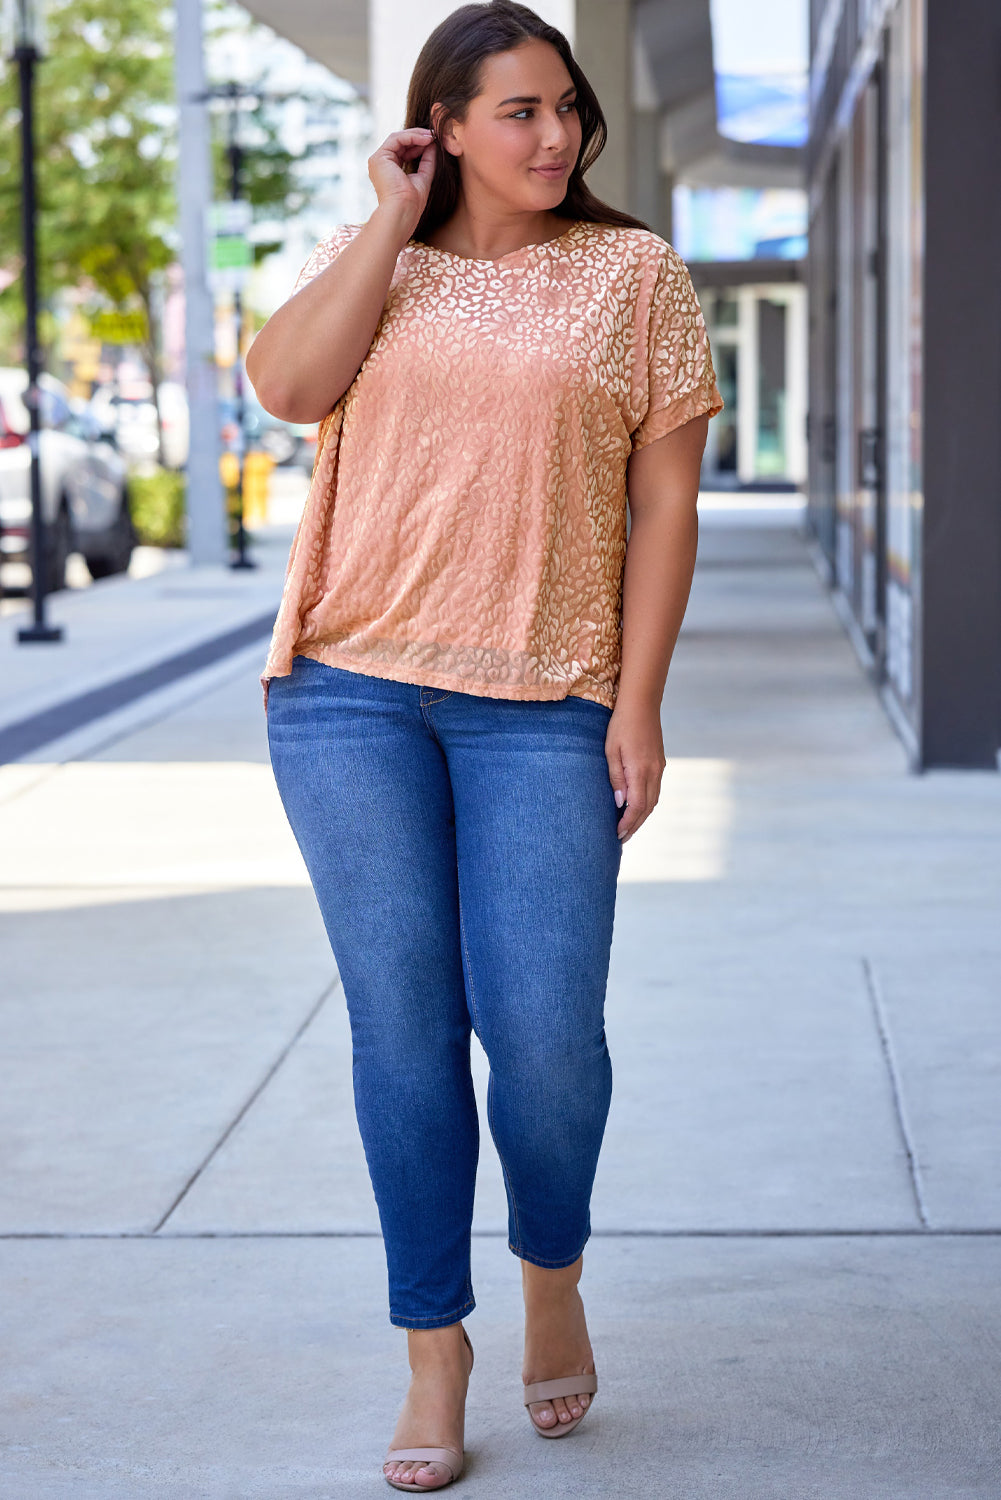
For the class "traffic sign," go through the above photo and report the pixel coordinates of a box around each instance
[207,201,253,292]
[88,309,149,344]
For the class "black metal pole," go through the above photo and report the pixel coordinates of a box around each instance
[227,87,254,570]
[15,35,63,643]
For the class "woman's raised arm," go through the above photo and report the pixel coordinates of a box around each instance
[245,127,437,424]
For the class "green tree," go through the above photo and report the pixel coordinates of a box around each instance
[0,0,319,462]
[0,0,177,452]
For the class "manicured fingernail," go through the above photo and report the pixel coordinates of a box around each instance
[614,788,624,807]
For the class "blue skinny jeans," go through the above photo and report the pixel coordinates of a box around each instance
[266,654,624,1328]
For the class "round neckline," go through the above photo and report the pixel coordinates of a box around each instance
[411,218,585,267]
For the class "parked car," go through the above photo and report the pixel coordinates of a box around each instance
[87,380,188,470]
[87,378,318,472]
[0,368,134,589]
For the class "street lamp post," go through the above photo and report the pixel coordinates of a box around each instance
[224,83,255,571]
[3,0,63,643]
[201,81,258,571]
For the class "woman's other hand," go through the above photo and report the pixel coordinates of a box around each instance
[610,414,709,842]
[604,698,667,842]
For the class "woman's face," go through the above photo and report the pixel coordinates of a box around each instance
[435,39,583,213]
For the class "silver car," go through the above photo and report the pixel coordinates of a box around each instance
[87,380,188,471]
[0,368,134,590]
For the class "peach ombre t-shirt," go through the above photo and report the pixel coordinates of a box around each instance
[259,217,723,712]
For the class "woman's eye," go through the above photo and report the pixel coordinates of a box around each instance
[510,101,578,120]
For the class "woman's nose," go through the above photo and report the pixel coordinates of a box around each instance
[540,113,572,149]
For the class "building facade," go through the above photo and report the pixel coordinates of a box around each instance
[806,0,1001,768]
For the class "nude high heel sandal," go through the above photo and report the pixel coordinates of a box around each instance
[383,1326,474,1491]
[523,1369,598,1438]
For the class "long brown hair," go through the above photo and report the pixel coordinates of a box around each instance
[403,0,651,241]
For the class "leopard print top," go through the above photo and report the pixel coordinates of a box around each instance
[258,218,722,711]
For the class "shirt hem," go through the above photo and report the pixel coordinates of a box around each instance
[262,648,616,710]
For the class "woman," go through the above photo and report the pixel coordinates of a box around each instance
[247,1,722,1490]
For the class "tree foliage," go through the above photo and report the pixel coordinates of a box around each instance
[0,0,177,376]
[0,0,314,410]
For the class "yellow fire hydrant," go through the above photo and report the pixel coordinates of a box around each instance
[219,450,274,527]
[219,451,240,490]
[243,451,274,526]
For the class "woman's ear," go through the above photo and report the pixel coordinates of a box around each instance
[431,102,461,158]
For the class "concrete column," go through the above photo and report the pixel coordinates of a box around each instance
[736,287,759,485]
[174,0,227,566]
[920,0,1001,767]
[630,106,659,226]
[658,168,674,243]
[574,0,632,212]
[630,15,672,239]
[785,286,808,485]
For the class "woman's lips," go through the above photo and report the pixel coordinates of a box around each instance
[532,163,569,177]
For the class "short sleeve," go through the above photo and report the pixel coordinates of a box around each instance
[291,222,363,296]
[630,245,724,452]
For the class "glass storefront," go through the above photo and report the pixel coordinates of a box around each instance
[806,0,924,719]
[700,284,806,488]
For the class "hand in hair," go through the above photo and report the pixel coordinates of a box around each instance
[368,127,438,240]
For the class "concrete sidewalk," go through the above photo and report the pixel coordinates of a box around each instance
[1,497,999,1497]
[0,472,308,763]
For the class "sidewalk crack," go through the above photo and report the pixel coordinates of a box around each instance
[152,975,339,1233]
[862,956,929,1228]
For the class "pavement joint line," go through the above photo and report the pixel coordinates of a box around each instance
[0,609,277,766]
[150,976,341,1234]
[862,955,930,1228]
[0,765,59,809]
[2,1229,1001,1240]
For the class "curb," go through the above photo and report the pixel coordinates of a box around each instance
[0,610,275,765]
